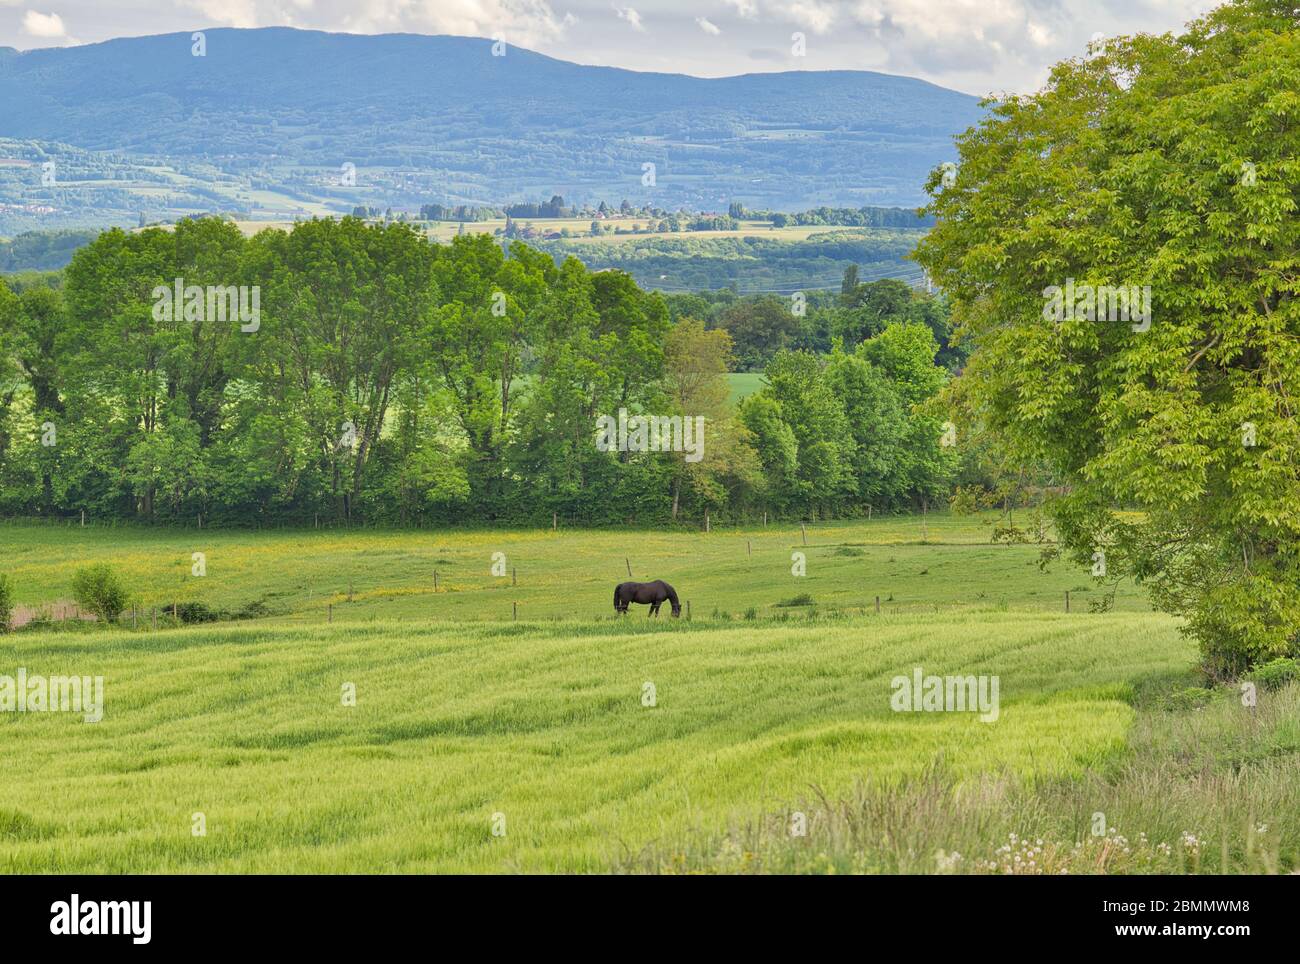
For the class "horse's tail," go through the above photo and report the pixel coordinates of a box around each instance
[613,584,622,611]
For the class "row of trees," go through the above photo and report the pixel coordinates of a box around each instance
[662,275,963,373]
[0,216,956,527]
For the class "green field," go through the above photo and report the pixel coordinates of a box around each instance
[727,372,766,406]
[0,514,1154,622]
[1,515,1295,873]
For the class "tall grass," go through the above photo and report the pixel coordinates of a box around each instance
[0,611,1191,873]
[614,682,1300,874]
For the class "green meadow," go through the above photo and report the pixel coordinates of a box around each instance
[1,514,1295,873]
[0,513,1151,623]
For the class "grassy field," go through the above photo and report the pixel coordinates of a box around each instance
[1,515,1295,873]
[727,372,766,406]
[0,514,1153,622]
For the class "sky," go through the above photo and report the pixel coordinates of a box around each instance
[0,0,1223,96]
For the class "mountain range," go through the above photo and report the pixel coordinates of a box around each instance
[0,27,983,224]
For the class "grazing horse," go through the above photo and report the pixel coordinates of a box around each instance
[614,580,681,618]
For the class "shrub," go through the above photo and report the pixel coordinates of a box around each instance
[776,593,815,607]
[0,573,13,632]
[231,597,272,620]
[1248,658,1300,693]
[175,601,220,624]
[71,564,129,623]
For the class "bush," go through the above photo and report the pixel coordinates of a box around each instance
[174,601,220,624]
[0,573,13,632]
[231,597,272,620]
[1248,658,1300,693]
[71,564,129,623]
[775,593,815,607]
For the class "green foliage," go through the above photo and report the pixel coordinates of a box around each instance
[174,601,220,624]
[739,325,955,515]
[539,230,925,294]
[0,215,956,527]
[70,563,128,623]
[1249,657,1300,692]
[0,572,13,632]
[775,593,815,607]
[0,230,98,272]
[915,0,1300,672]
[717,295,801,371]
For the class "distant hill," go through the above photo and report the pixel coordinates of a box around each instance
[0,228,97,272]
[0,28,982,213]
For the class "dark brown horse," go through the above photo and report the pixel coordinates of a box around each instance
[614,580,681,617]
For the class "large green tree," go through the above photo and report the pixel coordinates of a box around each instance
[245,217,434,522]
[915,0,1300,674]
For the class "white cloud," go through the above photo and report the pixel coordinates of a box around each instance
[614,5,643,30]
[22,10,66,37]
[0,0,1223,95]
[176,1,577,48]
[182,0,261,29]
[783,1,835,33]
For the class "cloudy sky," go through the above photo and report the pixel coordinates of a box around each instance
[0,0,1221,96]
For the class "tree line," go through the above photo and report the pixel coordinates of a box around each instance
[0,216,957,527]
